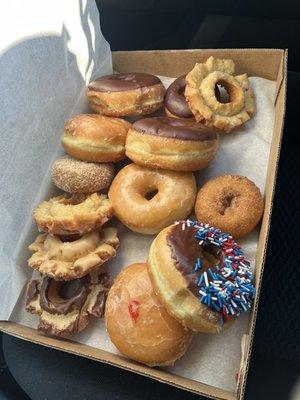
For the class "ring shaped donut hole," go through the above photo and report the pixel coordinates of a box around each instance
[134,176,162,203]
[216,188,240,215]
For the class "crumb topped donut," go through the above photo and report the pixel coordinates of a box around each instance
[125,117,219,172]
[165,75,194,119]
[86,73,165,117]
[61,114,131,163]
[105,263,193,366]
[148,220,256,332]
[195,175,264,238]
[52,156,114,194]
[108,163,196,234]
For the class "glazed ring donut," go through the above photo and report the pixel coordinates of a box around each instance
[26,272,110,336]
[165,75,194,119]
[195,175,264,238]
[28,227,119,280]
[86,73,165,117]
[148,220,256,333]
[105,263,193,366]
[108,163,196,234]
[125,117,219,172]
[52,156,114,194]
[185,56,255,132]
[33,193,113,235]
[61,114,131,163]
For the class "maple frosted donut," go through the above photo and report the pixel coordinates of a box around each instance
[61,114,131,163]
[125,117,219,172]
[86,73,165,117]
[165,75,194,119]
[26,272,110,336]
[108,164,197,234]
[52,156,114,194]
[195,175,264,238]
[148,220,256,333]
[105,263,193,366]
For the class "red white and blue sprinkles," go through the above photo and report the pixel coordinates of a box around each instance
[177,220,256,322]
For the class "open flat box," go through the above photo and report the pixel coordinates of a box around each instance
[0,49,287,400]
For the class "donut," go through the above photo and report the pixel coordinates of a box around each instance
[51,156,114,194]
[105,263,193,366]
[125,117,219,172]
[165,75,194,119]
[28,227,119,280]
[147,220,256,332]
[108,164,196,234]
[195,175,264,238]
[86,73,165,117]
[185,56,255,132]
[61,114,131,163]
[33,193,113,235]
[26,272,110,336]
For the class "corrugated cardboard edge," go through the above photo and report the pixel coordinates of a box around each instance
[236,49,288,400]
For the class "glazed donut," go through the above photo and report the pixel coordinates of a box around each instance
[61,114,131,163]
[86,73,165,117]
[26,272,110,336]
[165,75,194,119]
[195,175,264,238]
[105,263,193,366]
[33,193,113,235]
[52,156,114,194]
[185,56,255,132]
[125,117,219,172]
[108,163,196,234]
[147,220,256,333]
[28,227,119,280]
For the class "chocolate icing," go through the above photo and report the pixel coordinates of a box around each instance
[26,280,39,306]
[165,75,193,118]
[40,276,91,315]
[133,117,217,141]
[166,223,222,296]
[88,73,161,92]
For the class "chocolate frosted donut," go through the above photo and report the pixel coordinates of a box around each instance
[86,73,165,117]
[165,75,193,119]
[26,272,110,336]
[125,117,219,171]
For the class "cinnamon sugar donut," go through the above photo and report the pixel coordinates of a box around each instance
[195,175,264,238]
[52,156,114,194]
[108,164,196,234]
[87,73,165,117]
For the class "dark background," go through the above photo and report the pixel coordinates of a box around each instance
[1,1,300,399]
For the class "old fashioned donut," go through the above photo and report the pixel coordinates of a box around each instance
[33,193,113,235]
[52,156,114,194]
[105,263,193,366]
[185,56,255,132]
[108,164,196,234]
[28,227,119,280]
[125,117,219,172]
[195,175,264,238]
[148,220,256,332]
[26,272,110,336]
[86,73,165,117]
[61,114,131,163]
[165,75,194,119]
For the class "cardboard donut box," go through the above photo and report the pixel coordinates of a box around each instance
[0,49,287,400]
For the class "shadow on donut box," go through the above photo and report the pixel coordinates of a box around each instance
[0,49,287,400]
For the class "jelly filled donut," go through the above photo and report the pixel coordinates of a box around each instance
[165,75,194,119]
[195,175,264,238]
[86,73,165,117]
[148,220,256,332]
[108,163,196,234]
[26,272,110,336]
[105,263,193,366]
[52,156,114,194]
[125,117,219,172]
[61,114,131,163]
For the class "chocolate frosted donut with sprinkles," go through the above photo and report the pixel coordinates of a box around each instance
[147,220,255,332]
[86,72,165,117]
[125,116,219,172]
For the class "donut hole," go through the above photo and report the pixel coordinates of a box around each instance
[47,279,83,304]
[144,188,159,201]
[178,86,185,96]
[215,80,231,104]
[59,234,82,242]
[217,191,239,215]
